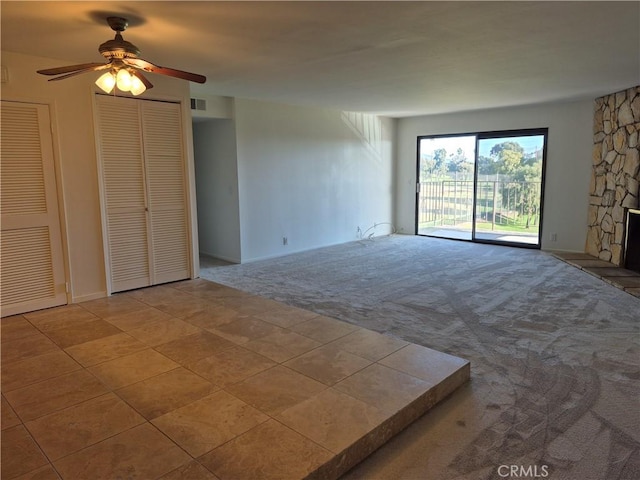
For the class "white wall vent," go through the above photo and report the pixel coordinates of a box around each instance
[190,98,207,111]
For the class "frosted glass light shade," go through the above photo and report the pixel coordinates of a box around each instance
[96,69,146,96]
[130,75,146,96]
[95,72,116,93]
[116,69,132,92]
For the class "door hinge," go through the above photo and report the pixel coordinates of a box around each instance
[416,183,421,193]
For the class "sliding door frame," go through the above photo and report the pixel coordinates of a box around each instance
[416,127,548,249]
[415,132,476,241]
[473,128,548,249]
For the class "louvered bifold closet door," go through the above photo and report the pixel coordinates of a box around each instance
[141,101,190,284]
[95,95,151,292]
[1,101,67,316]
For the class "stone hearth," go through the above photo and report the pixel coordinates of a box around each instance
[586,86,640,265]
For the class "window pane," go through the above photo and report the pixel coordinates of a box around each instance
[417,135,476,240]
[475,134,545,246]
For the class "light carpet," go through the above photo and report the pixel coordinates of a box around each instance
[200,234,640,480]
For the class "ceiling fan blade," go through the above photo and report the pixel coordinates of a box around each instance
[124,58,206,84]
[47,64,111,82]
[131,70,154,90]
[37,63,106,76]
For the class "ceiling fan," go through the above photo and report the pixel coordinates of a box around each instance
[37,16,206,95]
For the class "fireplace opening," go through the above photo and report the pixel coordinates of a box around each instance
[624,209,640,273]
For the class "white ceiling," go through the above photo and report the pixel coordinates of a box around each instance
[2,1,638,117]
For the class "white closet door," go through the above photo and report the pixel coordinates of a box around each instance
[95,95,190,293]
[1,101,67,316]
[95,95,151,292]
[142,101,190,284]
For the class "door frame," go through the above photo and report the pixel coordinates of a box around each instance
[415,132,476,240]
[416,127,548,249]
[472,128,548,249]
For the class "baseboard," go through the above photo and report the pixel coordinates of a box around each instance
[199,251,241,264]
[241,234,395,264]
[71,291,107,303]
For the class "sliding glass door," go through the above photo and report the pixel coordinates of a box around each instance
[417,129,547,248]
[474,132,546,245]
[416,135,476,240]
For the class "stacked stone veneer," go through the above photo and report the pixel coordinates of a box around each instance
[586,86,640,265]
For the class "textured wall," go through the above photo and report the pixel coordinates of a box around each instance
[587,86,640,264]
[234,99,395,262]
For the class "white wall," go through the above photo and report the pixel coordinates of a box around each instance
[396,100,594,251]
[193,119,241,262]
[1,51,194,301]
[233,99,395,262]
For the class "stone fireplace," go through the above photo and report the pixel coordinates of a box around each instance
[586,86,640,266]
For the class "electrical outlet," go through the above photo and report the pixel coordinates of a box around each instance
[550,233,558,242]
[283,237,288,245]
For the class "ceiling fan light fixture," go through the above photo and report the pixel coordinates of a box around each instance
[95,71,116,93]
[116,68,133,92]
[130,74,146,96]
[38,16,206,92]
[95,68,146,95]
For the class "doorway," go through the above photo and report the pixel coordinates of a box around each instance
[416,128,547,248]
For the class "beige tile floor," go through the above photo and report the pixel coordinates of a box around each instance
[1,279,470,480]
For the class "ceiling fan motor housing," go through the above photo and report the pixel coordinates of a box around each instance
[99,17,141,59]
[99,35,141,59]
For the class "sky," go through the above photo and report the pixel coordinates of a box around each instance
[419,135,476,162]
[420,134,545,161]
[478,135,544,158]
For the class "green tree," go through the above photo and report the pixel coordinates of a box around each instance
[490,141,524,157]
[489,141,543,228]
[433,148,447,176]
[500,149,523,175]
[419,153,434,180]
[477,155,497,175]
[490,141,524,176]
[512,160,542,228]
[447,147,471,174]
